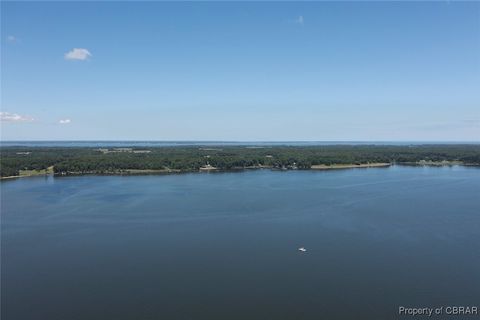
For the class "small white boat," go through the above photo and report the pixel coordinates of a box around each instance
[298,247,307,252]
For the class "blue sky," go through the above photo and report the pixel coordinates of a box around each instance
[1,1,479,141]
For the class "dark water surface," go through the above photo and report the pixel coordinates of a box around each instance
[2,166,479,319]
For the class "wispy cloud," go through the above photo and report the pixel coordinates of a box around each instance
[64,48,92,61]
[58,119,72,124]
[7,35,17,43]
[397,119,480,132]
[0,112,34,122]
[294,15,304,25]
[462,119,480,126]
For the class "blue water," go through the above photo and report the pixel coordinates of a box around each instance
[1,140,477,147]
[1,166,479,319]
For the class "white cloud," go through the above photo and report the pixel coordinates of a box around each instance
[59,119,71,124]
[0,112,34,122]
[294,15,304,25]
[7,35,16,42]
[64,48,92,61]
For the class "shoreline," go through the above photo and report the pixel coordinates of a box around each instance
[1,166,55,180]
[2,162,479,180]
[311,163,391,170]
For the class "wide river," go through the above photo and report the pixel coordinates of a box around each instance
[2,166,479,319]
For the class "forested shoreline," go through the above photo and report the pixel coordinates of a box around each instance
[1,145,479,178]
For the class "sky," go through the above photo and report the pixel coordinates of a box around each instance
[1,1,479,141]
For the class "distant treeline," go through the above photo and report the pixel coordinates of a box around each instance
[1,145,480,177]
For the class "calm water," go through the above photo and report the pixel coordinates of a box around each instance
[2,166,479,320]
[1,140,476,147]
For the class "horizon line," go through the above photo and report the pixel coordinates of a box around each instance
[1,140,479,143]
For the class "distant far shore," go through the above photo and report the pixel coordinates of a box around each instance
[3,162,480,180]
[2,144,479,179]
[311,163,391,170]
[1,166,54,180]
